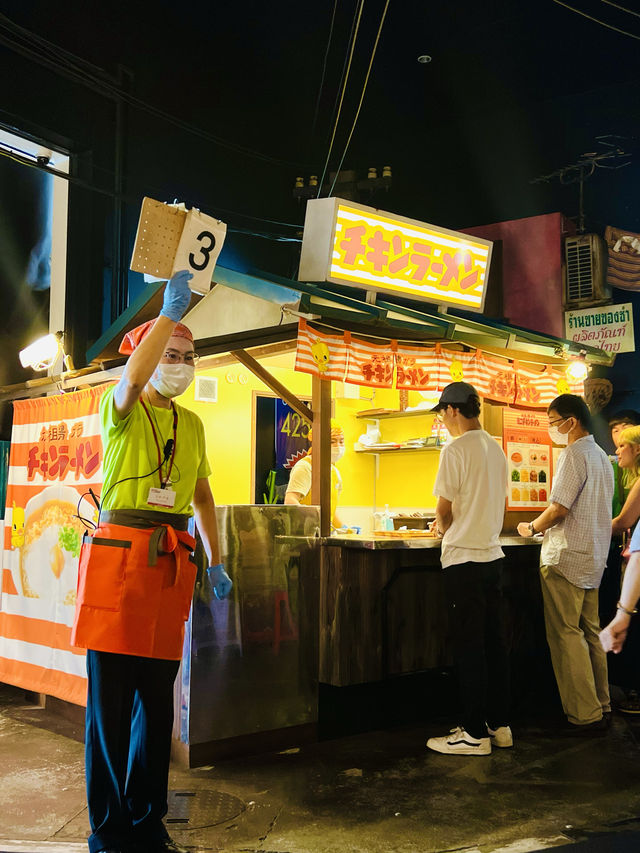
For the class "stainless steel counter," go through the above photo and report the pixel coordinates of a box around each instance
[324,533,542,550]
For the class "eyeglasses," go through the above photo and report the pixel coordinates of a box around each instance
[548,417,567,427]
[435,406,449,422]
[163,349,200,365]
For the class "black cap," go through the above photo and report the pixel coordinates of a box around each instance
[431,381,480,412]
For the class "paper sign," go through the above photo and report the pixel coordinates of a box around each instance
[564,303,634,355]
[503,409,552,511]
[172,208,227,294]
[130,197,226,295]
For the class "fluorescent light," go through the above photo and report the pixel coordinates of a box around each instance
[19,334,61,370]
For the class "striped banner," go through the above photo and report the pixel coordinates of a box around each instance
[344,331,395,388]
[294,318,348,381]
[605,225,640,291]
[0,384,110,706]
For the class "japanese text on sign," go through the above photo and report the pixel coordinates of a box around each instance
[27,420,102,482]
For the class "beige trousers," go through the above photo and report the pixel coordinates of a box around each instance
[540,564,610,725]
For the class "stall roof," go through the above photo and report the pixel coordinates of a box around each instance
[185,265,614,368]
[0,266,614,404]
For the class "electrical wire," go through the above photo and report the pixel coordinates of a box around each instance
[0,144,303,240]
[599,0,640,19]
[307,0,339,158]
[550,0,640,40]
[327,0,391,198]
[316,0,366,198]
[0,13,310,168]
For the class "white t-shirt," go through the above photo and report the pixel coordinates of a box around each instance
[433,429,508,568]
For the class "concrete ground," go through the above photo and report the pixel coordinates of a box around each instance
[1,681,640,853]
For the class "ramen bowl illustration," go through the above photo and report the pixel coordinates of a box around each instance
[18,485,93,605]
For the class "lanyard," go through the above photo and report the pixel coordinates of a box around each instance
[140,398,178,488]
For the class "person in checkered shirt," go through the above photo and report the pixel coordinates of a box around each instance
[518,394,614,734]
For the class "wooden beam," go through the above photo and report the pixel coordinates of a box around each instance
[229,349,311,423]
[312,375,332,537]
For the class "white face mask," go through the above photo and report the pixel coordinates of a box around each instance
[150,363,195,398]
[548,419,571,446]
[331,447,345,463]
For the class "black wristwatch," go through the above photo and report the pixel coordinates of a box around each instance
[528,521,536,536]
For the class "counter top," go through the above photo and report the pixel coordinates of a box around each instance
[276,534,542,550]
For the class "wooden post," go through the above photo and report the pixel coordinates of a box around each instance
[311,375,332,537]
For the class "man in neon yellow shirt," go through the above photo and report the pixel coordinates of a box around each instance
[72,270,230,853]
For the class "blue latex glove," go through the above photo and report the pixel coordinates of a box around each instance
[208,563,233,600]
[159,269,193,322]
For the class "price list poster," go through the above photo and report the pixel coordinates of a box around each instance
[503,409,552,511]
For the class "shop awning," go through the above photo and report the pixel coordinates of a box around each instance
[0,265,614,404]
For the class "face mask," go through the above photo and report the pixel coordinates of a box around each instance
[331,447,345,463]
[150,363,194,398]
[548,420,570,446]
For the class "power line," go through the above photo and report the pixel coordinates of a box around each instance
[316,0,366,197]
[0,12,310,168]
[550,0,640,40]
[599,0,640,20]
[0,145,302,238]
[307,0,339,156]
[327,0,391,198]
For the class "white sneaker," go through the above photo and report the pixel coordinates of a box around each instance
[487,725,513,748]
[426,726,491,756]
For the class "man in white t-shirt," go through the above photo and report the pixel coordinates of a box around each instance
[426,382,511,757]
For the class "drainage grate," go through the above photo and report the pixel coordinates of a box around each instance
[166,789,245,829]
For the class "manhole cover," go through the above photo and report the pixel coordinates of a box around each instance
[166,789,245,828]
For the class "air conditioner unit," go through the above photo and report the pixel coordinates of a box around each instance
[563,234,610,308]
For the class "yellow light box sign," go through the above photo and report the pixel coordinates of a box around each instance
[299,197,493,312]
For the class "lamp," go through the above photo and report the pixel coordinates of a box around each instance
[19,332,63,371]
[565,351,589,383]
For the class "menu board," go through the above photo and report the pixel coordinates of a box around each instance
[503,409,552,511]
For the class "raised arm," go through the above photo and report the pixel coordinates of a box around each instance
[113,270,192,419]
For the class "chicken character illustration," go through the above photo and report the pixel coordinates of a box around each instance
[450,360,465,382]
[556,378,571,395]
[11,502,25,549]
[311,340,330,373]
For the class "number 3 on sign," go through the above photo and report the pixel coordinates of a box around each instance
[173,211,227,295]
[189,231,216,271]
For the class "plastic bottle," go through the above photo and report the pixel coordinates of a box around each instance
[383,504,394,531]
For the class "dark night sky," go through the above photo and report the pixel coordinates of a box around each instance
[3,0,640,234]
[1,0,640,431]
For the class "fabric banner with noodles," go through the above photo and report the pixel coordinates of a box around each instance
[0,384,110,706]
[294,319,348,381]
[394,343,439,392]
[344,331,395,388]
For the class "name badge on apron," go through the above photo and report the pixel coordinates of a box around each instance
[147,487,177,508]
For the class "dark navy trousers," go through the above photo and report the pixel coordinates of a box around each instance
[85,649,180,853]
[443,558,511,740]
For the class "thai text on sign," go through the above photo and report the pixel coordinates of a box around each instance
[298,198,492,312]
[564,303,634,354]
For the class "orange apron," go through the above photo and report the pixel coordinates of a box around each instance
[71,510,197,660]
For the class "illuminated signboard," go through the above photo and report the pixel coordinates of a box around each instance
[299,197,493,312]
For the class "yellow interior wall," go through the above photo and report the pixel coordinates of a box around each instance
[335,389,440,510]
[180,364,440,509]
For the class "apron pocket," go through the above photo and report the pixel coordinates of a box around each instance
[78,536,131,611]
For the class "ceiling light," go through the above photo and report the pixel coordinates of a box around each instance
[19,333,62,371]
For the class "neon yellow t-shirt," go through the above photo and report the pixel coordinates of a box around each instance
[99,385,211,514]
